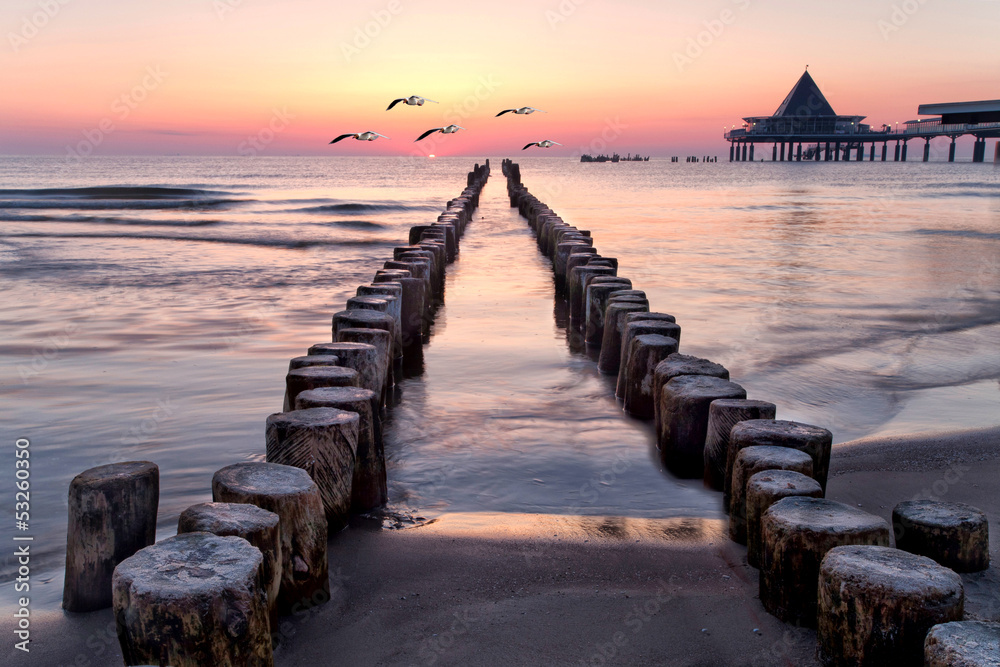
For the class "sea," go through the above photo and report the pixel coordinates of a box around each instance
[1,155,998,610]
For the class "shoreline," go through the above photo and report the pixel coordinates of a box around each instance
[4,424,997,666]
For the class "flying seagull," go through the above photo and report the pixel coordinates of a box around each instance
[387,95,438,111]
[329,131,389,144]
[496,106,545,117]
[414,125,465,141]
[522,140,562,150]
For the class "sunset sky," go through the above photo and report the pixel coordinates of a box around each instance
[1,0,997,157]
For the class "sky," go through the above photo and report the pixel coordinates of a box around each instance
[1,0,998,157]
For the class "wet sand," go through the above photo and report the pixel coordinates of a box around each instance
[6,426,997,666]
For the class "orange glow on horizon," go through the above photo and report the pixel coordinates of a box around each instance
[1,0,996,157]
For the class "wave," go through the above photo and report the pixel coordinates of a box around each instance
[295,202,441,214]
[912,228,1000,241]
[0,198,244,210]
[918,181,1000,191]
[0,185,247,211]
[2,231,390,249]
[0,186,231,199]
[320,219,387,229]
[0,212,222,227]
[916,190,1000,199]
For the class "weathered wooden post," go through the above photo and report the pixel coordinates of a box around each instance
[569,266,617,322]
[177,502,282,631]
[288,354,339,370]
[373,271,425,348]
[658,375,746,478]
[63,461,159,612]
[295,386,386,513]
[336,327,393,399]
[759,497,890,627]
[729,446,814,545]
[728,419,833,492]
[265,407,359,530]
[113,532,273,667]
[306,342,381,405]
[358,284,404,359]
[284,365,358,412]
[597,303,649,374]
[745,470,822,568]
[924,621,1000,666]
[892,500,990,572]
[617,320,682,399]
[818,546,964,665]
[213,462,330,614]
[584,280,634,345]
[621,334,680,418]
[652,354,730,438]
[704,398,777,498]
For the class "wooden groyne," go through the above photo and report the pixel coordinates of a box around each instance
[63,162,491,665]
[58,158,994,665]
[501,157,991,666]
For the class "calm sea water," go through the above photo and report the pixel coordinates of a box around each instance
[2,156,998,609]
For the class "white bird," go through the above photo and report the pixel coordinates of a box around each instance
[522,140,562,150]
[329,131,390,144]
[414,125,465,142]
[387,95,438,111]
[496,106,546,117]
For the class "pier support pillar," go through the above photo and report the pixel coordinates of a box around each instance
[834,142,840,161]
[857,144,864,161]
[881,143,887,161]
[749,143,754,161]
[902,141,908,161]
[772,144,777,162]
[779,142,785,161]
[824,142,831,161]
[796,143,802,161]
[972,137,986,162]
[815,144,821,161]
[894,142,900,161]
[742,142,747,161]
[995,140,1000,163]
[729,144,734,162]
[923,138,931,162]
[948,137,957,162]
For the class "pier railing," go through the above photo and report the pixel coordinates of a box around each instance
[725,120,1000,141]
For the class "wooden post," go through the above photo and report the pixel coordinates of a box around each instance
[64,461,158,612]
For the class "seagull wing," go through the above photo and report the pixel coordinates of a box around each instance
[522,142,537,150]
[386,99,405,111]
[414,128,441,142]
[422,98,438,103]
[496,109,513,117]
[329,133,355,144]
[373,132,390,139]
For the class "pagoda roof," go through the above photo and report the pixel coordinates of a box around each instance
[773,70,837,117]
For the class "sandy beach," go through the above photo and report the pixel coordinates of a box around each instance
[7,425,996,667]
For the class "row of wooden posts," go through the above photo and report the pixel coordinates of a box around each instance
[502,158,995,667]
[60,162,492,666]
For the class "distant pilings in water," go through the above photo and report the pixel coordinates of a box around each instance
[502,157,985,662]
[66,161,491,663]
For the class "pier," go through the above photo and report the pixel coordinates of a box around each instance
[725,70,1000,162]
